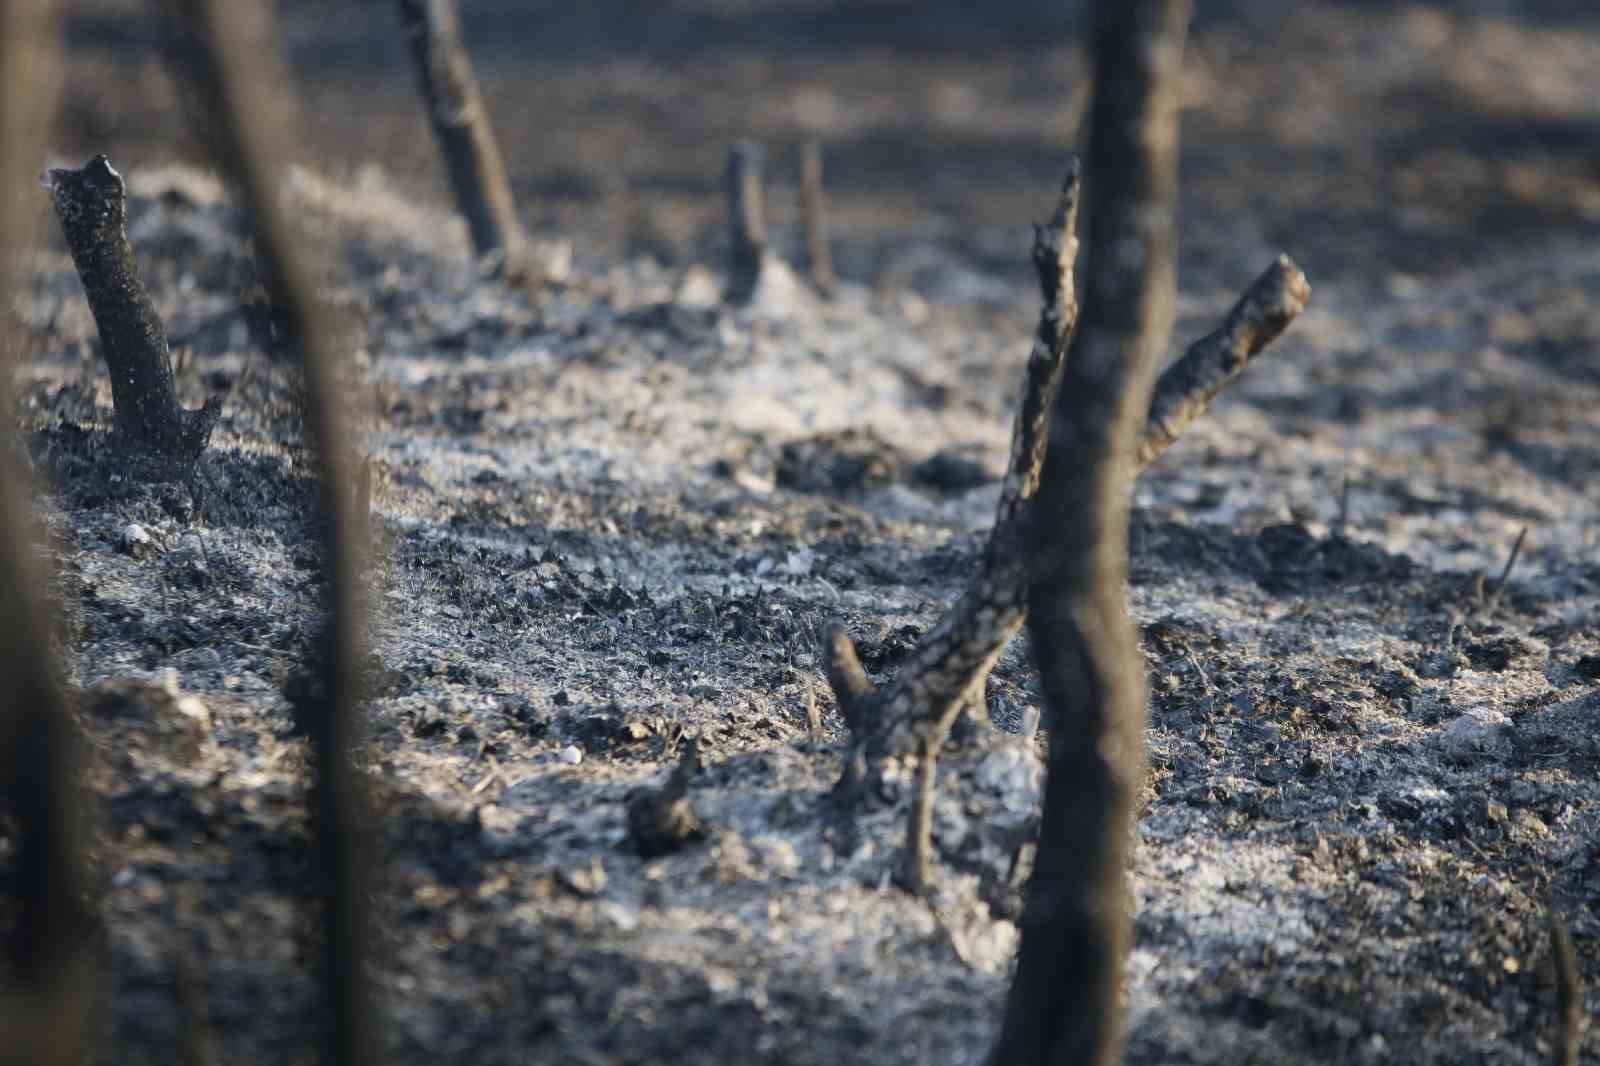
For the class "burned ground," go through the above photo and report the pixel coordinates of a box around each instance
[2,1,1597,1063]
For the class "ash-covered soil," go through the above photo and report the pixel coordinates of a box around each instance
[4,1,1598,1063]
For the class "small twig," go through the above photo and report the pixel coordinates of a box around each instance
[822,621,877,735]
[800,139,836,298]
[45,156,221,464]
[1550,912,1582,1066]
[725,141,768,305]
[1137,253,1312,468]
[1335,472,1351,537]
[1482,526,1527,617]
[803,675,824,740]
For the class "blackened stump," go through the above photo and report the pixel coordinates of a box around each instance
[46,156,219,464]
[725,141,768,304]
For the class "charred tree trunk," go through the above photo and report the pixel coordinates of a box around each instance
[163,3,377,1063]
[394,0,529,274]
[0,3,96,1064]
[989,2,1191,1064]
[45,156,220,465]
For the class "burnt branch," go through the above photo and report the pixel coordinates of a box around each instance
[394,0,529,273]
[822,151,1307,896]
[0,2,96,1063]
[166,3,377,1063]
[830,165,1082,894]
[993,2,1191,1063]
[1138,253,1312,468]
[725,141,769,305]
[1550,913,1582,1066]
[800,140,837,298]
[822,621,878,735]
[45,156,220,465]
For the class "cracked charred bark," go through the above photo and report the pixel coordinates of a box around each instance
[45,155,221,466]
[0,3,96,1064]
[164,3,376,1063]
[821,48,1309,899]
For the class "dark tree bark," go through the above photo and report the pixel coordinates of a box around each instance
[394,0,529,272]
[45,156,220,465]
[800,140,837,298]
[725,141,769,304]
[0,3,96,1064]
[163,3,377,1063]
[990,2,1191,1064]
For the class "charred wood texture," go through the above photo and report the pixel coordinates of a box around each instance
[394,0,529,272]
[1139,253,1311,467]
[164,2,377,1062]
[46,155,220,464]
[991,2,1191,1064]
[827,166,1083,894]
[822,175,1307,895]
[0,2,96,1064]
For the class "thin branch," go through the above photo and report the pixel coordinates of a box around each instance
[1550,913,1582,1066]
[166,3,376,1063]
[800,139,836,298]
[992,4,1192,1064]
[1137,253,1311,468]
[822,620,878,734]
[1482,526,1527,617]
[0,3,95,1064]
[394,0,529,273]
[45,156,220,464]
[873,165,1082,895]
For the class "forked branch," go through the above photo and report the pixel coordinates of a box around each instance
[823,178,1309,897]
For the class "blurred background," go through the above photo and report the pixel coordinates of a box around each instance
[53,0,1600,303]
